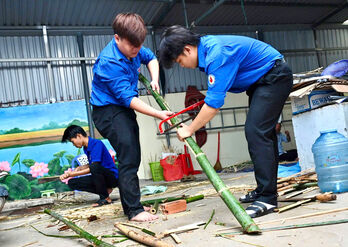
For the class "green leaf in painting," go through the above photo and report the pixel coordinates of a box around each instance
[53,151,67,159]
[64,154,75,165]
[5,174,31,200]
[22,159,36,168]
[11,153,20,167]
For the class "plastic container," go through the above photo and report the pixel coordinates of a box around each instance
[312,129,348,193]
[160,156,183,181]
[149,161,164,182]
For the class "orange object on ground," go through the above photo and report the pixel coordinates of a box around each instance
[160,155,183,181]
[160,200,187,215]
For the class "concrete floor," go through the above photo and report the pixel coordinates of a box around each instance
[1,172,347,247]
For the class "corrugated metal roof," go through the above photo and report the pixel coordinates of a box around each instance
[0,0,346,28]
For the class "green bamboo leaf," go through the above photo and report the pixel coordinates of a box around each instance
[11,153,21,167]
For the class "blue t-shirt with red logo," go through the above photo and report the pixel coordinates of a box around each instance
[198,35,283,109]
[83,137,118,179]
[90,38,156,107]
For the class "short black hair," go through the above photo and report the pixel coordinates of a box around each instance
[159,25,201,68]
[62,125,87,143]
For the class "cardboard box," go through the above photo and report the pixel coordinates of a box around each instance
[290,90,340,115]
[290,79,348,115]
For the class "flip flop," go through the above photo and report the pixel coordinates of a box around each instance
[239,190,258,203]
[93,199,111,207]
[245,201,276,218]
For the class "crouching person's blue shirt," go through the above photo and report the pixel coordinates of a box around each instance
[90,38,156,107]
[198,35,283,109]
[84,137,119,179]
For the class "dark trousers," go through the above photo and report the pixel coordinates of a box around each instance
[68,163,118,200]
[245,61,293,206]
[92,104,143,219]
[279,149,298,162]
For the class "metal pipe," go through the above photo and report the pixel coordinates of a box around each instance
[0,57,97,62]
[42,26,56,103]
[312,29,322,68]
[181,0,189,28]
[191,0,226,28]
[151,30,171,148]
[76,33,95,138]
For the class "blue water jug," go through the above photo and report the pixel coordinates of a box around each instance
[312,129,348,193]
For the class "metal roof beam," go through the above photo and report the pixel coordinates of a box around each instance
[191,0,226,27]
[312,0,348,28]
[187,0,339,8]
[153,0,177,27]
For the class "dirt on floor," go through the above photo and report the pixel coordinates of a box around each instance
[1,172,348,247]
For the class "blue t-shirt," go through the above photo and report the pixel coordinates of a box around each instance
[198,35,283,109]
[83,137,119,179]
[277,133,288,155]
[90,38,156,107]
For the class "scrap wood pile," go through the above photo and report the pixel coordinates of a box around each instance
[291,62,348,99]
[276,169,337,213]
[277,168,318,196]
[40,194,206,247]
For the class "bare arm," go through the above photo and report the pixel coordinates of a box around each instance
[147,59,160,93]
[177,104,219,141]
[60,166,90,181]
[129,97,172,120]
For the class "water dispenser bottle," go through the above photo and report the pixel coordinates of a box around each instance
[312,129,348,193]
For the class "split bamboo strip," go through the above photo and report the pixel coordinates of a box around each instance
[277,199,312,213]
[217,218,348,236]
[215,207,348,232]
[139,73,260,234]
[44,209,114,247]
[115,223,174,247]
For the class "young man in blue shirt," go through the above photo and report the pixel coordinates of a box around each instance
[60,125,118,207]
[90,13,172,222]
[159,26,293,218]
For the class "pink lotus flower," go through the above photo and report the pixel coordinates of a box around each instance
[0,161,10,172]
[29,162,49,178]
[61,168,73,184]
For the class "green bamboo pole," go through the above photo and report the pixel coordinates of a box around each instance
[139,74,260,234]
[141,194,204,206]
[44,209,115,247]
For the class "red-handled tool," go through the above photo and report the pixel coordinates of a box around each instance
[158,100,204,134]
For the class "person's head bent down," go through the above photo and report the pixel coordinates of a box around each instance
[61,125,88,149]
[159,25,201,69]
[113,13,147,59]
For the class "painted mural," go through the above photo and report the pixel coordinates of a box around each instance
[0,100,114,200]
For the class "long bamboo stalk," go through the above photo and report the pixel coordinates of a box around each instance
[217,218,348,236]
[44,209,114,247]
[139,73,260,234]
[141,194,204,206]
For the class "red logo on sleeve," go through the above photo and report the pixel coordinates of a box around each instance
[208,74,215,86]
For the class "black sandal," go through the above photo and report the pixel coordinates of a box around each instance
[93,199,111,207]
[239,190,258,203]
[245,201,276,218]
